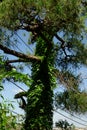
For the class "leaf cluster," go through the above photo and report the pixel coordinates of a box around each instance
[0,93,17,130]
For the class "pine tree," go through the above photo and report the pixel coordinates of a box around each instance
[0,0,87,130]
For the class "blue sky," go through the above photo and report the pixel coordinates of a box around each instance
[0,29,87,128]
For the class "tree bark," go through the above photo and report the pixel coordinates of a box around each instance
[0,44,41,62]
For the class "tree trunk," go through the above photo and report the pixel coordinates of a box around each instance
[24,37,54,130]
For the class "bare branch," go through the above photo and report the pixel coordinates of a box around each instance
[55,34,68,57]
[0,44,41,62]
[6,59,29,64]
[55,34,65,43]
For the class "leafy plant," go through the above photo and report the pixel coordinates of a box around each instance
[0,87,17,130]
[55,120,75,130]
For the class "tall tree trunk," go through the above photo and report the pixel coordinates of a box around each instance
[24,37,54,130]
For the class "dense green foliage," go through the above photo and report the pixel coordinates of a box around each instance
[0,0,87,130]
[25,37,55,129]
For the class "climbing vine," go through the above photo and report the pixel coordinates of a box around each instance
[24,36,56,130]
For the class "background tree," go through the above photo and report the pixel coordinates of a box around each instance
[54,89,87,113]
[0,0,87,130]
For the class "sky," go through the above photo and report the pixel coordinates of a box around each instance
[0,29,87,128]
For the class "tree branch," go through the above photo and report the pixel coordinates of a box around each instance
[0,44,41,62]
[55,34,68,57]
[55,34,65,44]
[6,59,29,64]
[14,91,27,99]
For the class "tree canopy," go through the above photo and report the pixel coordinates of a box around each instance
[0,0,87,130]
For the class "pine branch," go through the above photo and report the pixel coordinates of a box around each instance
[0,44,41,62]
